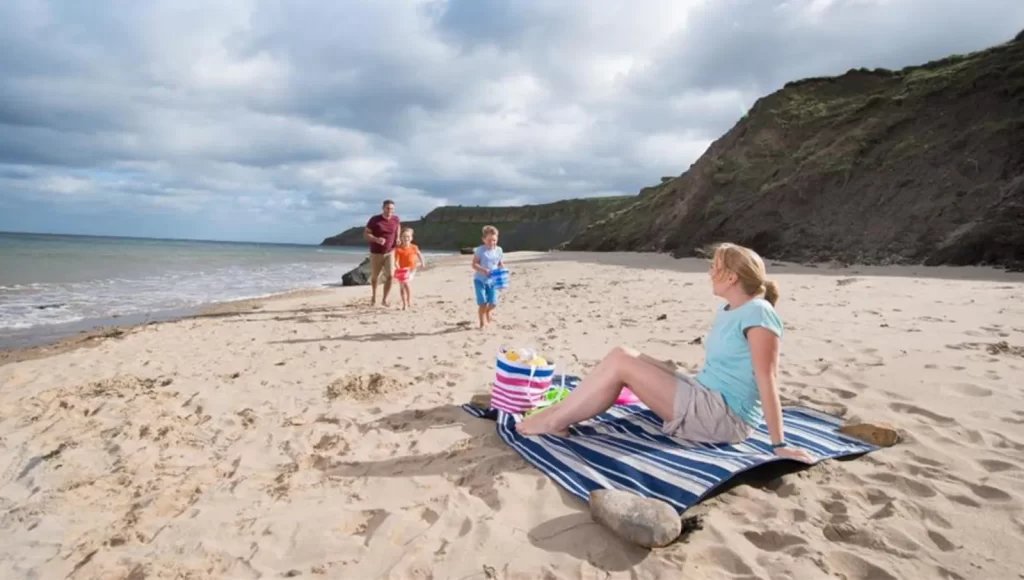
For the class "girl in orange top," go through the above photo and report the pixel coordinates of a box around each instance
[393,228,425,310]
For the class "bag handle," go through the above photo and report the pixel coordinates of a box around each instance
[526,363,540,405]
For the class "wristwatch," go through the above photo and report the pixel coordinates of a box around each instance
[771,441,788,449]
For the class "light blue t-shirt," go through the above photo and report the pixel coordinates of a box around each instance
[473,245,504,283]
[695,298,783,427]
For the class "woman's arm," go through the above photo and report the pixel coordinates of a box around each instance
[748,327,813,461]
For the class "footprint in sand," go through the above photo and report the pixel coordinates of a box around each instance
[976,459,1018,473]
[945,494,982,508]
[905,453,944,468]
[985,431,1024,452]
[825,551,899,580]
[889,403,958,426]
[867,472,938,498]
[942,383,993,398]
[824,386,858,400]
[927,529,957,552]
[742,530,808,552]
[967,483,1014,502]
[692,546,756,577]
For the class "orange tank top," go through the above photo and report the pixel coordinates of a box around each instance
[394,244,419,269]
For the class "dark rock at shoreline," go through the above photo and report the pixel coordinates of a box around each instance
[460,247,475,255]
[341,258,372,286]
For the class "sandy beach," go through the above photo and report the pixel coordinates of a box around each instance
[1,251,1023,579]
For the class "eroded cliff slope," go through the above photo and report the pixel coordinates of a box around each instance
[566,34,1024,268]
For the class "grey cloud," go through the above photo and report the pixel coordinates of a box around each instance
[0,0,1020,243]
[632,0,1024,96]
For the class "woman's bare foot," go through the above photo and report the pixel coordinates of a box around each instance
[516,413,570,437]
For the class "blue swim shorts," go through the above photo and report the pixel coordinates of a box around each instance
[473,278,499,306]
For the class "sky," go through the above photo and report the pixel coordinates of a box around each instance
[0,1,1021,244]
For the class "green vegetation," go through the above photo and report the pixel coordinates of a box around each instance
[320,195,637,251]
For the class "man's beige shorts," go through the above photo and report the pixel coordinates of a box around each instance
[369,251,395,283]
[661,374,753,444]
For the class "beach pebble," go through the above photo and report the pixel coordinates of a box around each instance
[839,422,902,447]
[589,489,681,548]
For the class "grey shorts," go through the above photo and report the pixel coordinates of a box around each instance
[661,374,753,444]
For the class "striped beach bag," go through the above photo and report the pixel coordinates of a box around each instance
[488,268,510,290]
[491,348,556,413]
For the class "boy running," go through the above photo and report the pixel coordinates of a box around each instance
[471,225,504,329]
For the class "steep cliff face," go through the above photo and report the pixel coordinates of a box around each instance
[321,196,634,251]
[566,35,1024,269]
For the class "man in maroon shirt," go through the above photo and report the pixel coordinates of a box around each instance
[363,199,401,306]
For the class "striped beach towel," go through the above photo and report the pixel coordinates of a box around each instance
[464,375,879,514]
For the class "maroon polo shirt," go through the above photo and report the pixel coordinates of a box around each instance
[366,214,400,254]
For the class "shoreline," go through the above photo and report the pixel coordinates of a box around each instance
[0,288,340,367]
[0,252,469,366]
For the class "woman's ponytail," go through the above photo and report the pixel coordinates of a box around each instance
[763,279,780,306]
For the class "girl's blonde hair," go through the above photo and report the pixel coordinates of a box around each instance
[401,227,414,235]
[482,225,499,236]
[712,243,780,306]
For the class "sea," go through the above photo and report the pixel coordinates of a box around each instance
[0,232,447,349]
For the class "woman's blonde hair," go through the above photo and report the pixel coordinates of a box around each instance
[712,243,780,306]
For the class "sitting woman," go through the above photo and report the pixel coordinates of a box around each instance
[517,242,812,462]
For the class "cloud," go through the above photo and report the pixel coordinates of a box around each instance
[0,0,1020,243]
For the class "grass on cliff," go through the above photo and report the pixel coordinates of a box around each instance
[772,37,1021,126]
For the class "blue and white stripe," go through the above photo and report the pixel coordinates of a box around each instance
[463,375,879,514]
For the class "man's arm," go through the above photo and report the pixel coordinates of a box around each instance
[364,219,384,245]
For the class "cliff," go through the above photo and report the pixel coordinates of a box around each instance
[321,196,635,251]
[565,33,1024,269]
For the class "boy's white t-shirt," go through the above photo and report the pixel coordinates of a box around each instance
[474,245,504,283]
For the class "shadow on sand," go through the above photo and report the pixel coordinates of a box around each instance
[269,323,471,344]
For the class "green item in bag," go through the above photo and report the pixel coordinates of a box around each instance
[525,385,570,416]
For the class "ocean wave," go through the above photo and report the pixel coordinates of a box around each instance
[0,260,359,332]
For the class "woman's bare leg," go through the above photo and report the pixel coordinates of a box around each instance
[516,346,679,436]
